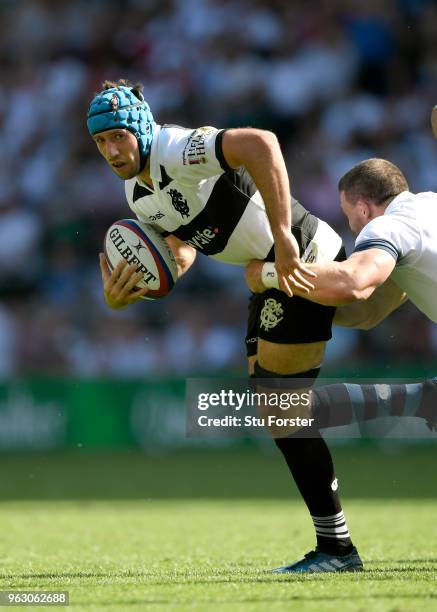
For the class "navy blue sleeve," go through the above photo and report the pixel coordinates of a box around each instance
[353,239,400,261]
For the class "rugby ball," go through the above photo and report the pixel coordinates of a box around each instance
[104,219,177,300]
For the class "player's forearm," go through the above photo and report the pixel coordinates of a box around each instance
[165,235,197,278]
[246,259,370,304]
[174,252,196,278]
[334,279,408,329]
[292,261,375,306]
[300,250,396,306]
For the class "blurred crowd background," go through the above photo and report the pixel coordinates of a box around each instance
[1,0,437,378]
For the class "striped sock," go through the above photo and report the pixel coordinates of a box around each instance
[312,510,351,554]
[274,434,354,556]
[312,379,437,429]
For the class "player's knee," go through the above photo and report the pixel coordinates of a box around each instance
[252,361,319,437]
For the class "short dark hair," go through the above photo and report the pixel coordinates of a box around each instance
[101,79,144,101]
[338,158,409,206]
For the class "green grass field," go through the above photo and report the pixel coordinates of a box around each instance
[0,446,436,611]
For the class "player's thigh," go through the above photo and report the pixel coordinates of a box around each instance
[257,338,326,374]
[255,288,335,371]
[245,289,335,374]
[250,289,336,436]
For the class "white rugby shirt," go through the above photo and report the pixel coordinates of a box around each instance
[354,191,437,323]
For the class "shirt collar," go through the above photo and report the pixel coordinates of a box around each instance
[384,190,410,214]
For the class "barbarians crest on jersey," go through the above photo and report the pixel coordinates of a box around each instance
[260,298,284,331]
[167,188,190,218]
[110,94,119,112]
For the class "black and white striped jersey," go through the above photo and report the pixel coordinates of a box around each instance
[125,124,342,266]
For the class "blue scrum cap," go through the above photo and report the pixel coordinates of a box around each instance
[87,84,154,168]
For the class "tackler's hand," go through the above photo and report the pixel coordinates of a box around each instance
[99,254,149,309]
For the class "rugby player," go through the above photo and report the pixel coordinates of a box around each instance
[88,79,364,573]
[247,158,437,432]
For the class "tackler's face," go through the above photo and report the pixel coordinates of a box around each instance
[340,191,370,235]
[92,128,140,180]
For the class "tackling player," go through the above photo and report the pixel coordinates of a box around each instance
[88,79,364,573]
[247,158,437,432]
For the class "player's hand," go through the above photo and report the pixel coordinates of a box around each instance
[245,260,265,293]
[274,231,316,297]
[99,253,149,309]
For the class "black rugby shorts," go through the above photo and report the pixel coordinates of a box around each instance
[245,246,346,357]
